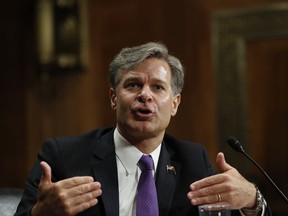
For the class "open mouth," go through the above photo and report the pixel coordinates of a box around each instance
[132,107,154,119]
[137,108,151,114]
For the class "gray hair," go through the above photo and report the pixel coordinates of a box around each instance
[109,42,185,95]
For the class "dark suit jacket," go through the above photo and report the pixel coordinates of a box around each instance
[14,128,270,216]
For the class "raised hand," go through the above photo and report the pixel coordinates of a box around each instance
[31,161,102,216]
[187,152,256,209]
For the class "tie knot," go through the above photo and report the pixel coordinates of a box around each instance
[139,155,153,171]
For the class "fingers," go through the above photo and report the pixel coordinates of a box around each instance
[60,176,95,189]
[36,161,102,215]
[64,181,102,201]
[187,176,228,205]
[68,185,102,208]
[187,153,236,206]
[39,161,52,186]
[190,172,228,191]
[187,153,256,209]
[57,176,102,198]
[58,180,102,215]
[189,152,235,193]
[187,192,226,205]
[216,152,233,172]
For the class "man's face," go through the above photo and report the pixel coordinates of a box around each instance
[110,58,181,140]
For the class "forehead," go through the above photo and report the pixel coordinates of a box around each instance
[122,58,172,81]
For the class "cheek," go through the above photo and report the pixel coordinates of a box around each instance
[116,93,133,110]
[158,97,175,114]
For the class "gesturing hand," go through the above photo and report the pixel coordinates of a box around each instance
[31,161,102,216]
[187,152,257,210]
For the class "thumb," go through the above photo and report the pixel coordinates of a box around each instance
[216,152,233,173]
[39,161,52,186]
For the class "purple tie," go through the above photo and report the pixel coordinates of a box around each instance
[136,155,159,216]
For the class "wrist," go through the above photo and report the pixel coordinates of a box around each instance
[242,184,264,216]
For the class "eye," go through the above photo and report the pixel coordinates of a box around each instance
[126,82,141,89]
[152,85,164,91]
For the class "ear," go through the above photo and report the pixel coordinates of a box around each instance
[110,88,117,110]
[171,94,181,116]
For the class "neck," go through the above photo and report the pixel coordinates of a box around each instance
[117,128,164,154]
[133,139,161,154]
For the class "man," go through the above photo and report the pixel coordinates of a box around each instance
[15,42,270,216]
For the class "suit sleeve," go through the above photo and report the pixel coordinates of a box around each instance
[14,138,61,216]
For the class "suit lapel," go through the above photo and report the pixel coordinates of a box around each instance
[156,141,181,216]
[90,131,119,216]
[88,130,183,216]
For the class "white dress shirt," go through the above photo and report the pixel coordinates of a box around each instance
[114,128,161,216]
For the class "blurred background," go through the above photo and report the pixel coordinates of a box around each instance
[0,0,287,215]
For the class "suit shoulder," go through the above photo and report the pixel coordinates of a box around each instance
[38,128,115,174]
[40,127,114,155]
[163,133,206,152]
[45,127,114,144]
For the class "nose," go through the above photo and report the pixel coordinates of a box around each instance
[137,86,152,103]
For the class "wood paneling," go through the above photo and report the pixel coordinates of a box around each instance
[0,0,34,187]
[246,38,288,212]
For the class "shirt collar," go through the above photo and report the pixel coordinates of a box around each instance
[114,128,161,174]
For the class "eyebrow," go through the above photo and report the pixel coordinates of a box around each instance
[122,77,141,85]
[123,77,169,88]
[124,73,168,82]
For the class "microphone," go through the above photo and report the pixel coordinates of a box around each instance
[227,136,288,204]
